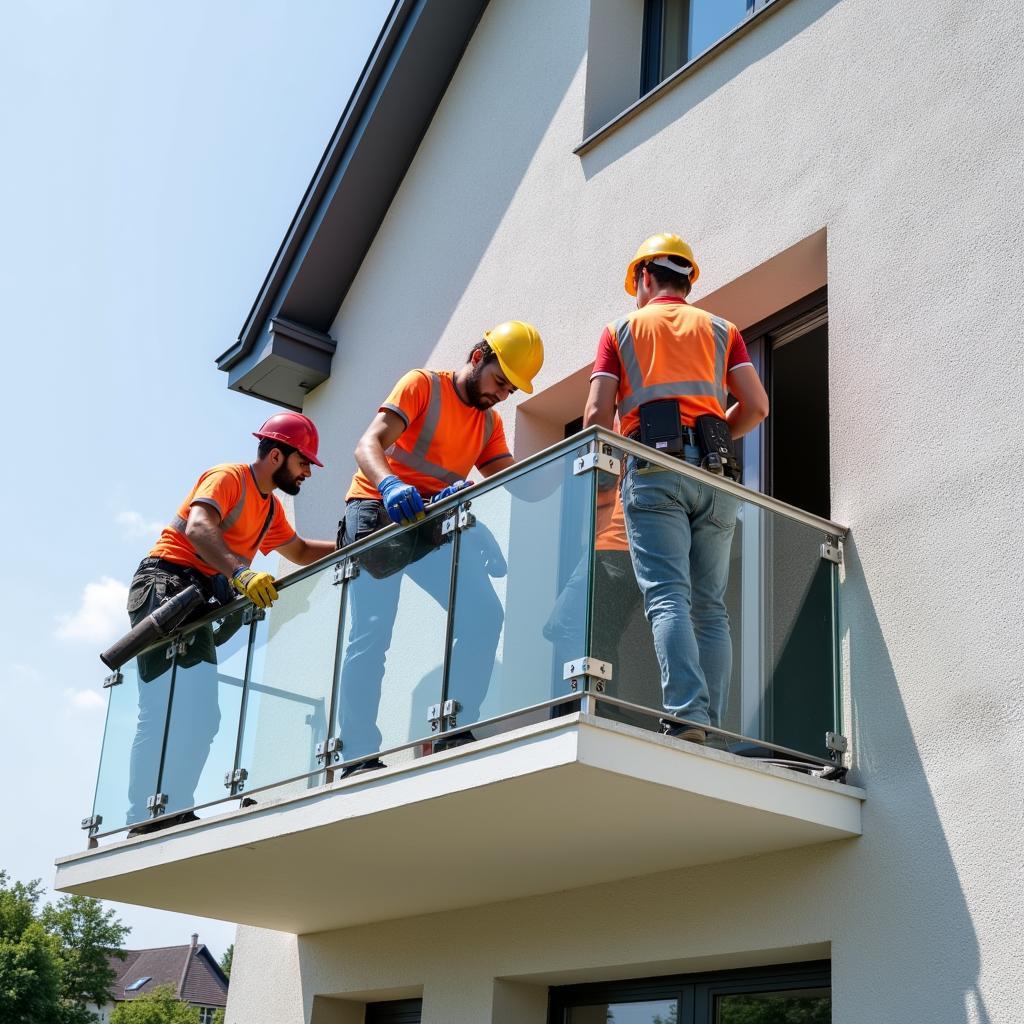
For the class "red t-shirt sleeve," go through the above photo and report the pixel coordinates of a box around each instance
[590,326,622,380]
[727,326,751,370]
[380,370,431,429]
[260,499,297,554]
[476,414,511,470]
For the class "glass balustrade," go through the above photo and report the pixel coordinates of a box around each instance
[330,508,455,774]
[84,428,846,842]
[235,566,341,800]
[443,449,595,740]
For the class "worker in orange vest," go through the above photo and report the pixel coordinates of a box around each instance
[336,322,545,776]
[584,234,769,743]
[125,413,336,834]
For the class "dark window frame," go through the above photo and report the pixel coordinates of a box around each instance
[641,0,760,94]
[365,998,423,1024]
[548,959,830,1023]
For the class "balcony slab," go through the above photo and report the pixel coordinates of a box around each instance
[55,714,863,934]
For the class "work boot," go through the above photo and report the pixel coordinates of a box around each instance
[433,730,477,753]
[126,811,199,838]
[339,757,387,779]
[662,723,707,745]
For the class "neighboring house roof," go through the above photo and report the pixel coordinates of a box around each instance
[108,938,228,1007]
[216,0,490,409]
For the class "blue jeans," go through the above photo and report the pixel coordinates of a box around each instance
[621,456,738,729]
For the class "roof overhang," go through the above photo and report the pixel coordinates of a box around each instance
[216,0,490,410]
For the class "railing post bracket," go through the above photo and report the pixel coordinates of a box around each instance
[102,670,123,688]
[820,537,843,564]
[564,657,613,693]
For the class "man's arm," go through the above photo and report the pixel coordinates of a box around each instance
[725,364,770,439]
[276,535,336,566]
[184,504,247,578]
[478,455,514,479]
[583,376,618,429]
[354,409,408,487]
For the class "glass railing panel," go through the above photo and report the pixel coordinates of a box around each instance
[236,563,341,799]
[331,513,454,772]
[91,652,169,833]
[593,440,839,760]
[443,451,596,737]
[158,607,250,819]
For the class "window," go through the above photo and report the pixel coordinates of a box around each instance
[198,1008,218,1024]
[641,0,763,93]
[124,976,152,992]
[549,961,830,1023]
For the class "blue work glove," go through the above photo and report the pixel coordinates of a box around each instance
[378,474,425,526]
[429,479,471,504]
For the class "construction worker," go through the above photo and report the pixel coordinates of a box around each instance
[336,322,544,775]
[125,413,336,833]
[583,234,769,743]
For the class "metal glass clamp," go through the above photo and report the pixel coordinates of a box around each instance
[334,558,359,584]
[103,670,123,688]
[223,768,249,790]
[81,814,102,835]
[563,657,613,693]
[573,450,621,476]
[825,731,849,754]
[242,606,266,625]
[820,538,843,564]
[428,699,462,732]
[146,793,168,815]
[315,737,343,764]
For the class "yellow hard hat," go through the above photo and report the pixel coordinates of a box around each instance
[483,320,545,393]
[624,233,700,296]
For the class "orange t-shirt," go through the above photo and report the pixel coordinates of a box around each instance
[595,483,629,553]
[346,370,512,501]
[149,463,296,576]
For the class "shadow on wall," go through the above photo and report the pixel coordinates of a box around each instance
[578,0,844,180]
[841,537,991,1024]
[305,0,587,525]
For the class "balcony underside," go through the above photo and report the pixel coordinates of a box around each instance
[55,714,863,934]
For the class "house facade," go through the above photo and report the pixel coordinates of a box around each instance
[57,1,1023,1022]
[89,934,228,1023]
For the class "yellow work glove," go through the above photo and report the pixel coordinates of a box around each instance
[230,567,279,609]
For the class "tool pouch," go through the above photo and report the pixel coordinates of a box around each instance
[638,399,685,454]
[694,415,742,481]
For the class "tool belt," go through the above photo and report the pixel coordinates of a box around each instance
[630,400,742,481]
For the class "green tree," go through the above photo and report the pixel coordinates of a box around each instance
[0,871,61,1023]
[109,984,200,1024]
[41,892,130,1023]
[219,943,233,978]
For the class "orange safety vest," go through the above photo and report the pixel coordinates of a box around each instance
[347,371,503,501]
[610,302,736,438]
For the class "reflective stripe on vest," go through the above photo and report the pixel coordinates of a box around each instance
[614,313,729,417]
[386,371,464,486]
[169,470,250,536]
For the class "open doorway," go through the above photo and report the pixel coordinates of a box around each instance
[732,290,831,753]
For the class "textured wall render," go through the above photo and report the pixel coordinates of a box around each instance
[232,0,1024,1021]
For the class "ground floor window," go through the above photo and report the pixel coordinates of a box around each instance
[197,1008,219,1024]
[549,961,829,1023]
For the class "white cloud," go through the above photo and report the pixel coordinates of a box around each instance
[65,688,106,712]
[116,509,164,539]
[56,577,129,645]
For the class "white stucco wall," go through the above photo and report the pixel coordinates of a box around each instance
[231,0,1024,1021]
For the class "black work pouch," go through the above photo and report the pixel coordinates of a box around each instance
[694,415,742,481]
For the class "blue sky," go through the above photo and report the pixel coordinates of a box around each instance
[0,0,391,957]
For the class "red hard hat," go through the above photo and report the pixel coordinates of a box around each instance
[253,412,324,467]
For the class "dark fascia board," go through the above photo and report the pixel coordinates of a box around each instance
[217,0,490,401]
